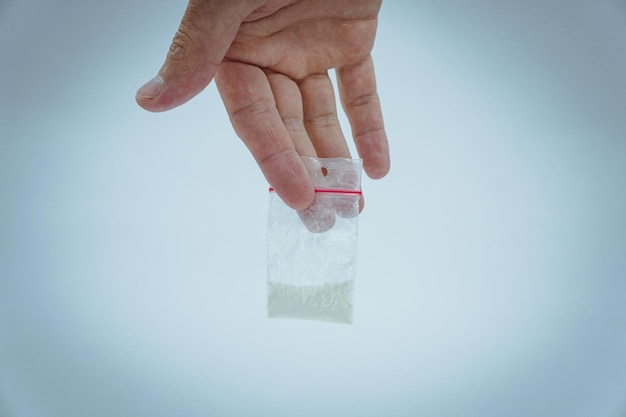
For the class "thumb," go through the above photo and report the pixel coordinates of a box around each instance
[136,0,260,112]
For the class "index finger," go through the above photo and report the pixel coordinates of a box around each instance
[215,61,315,210]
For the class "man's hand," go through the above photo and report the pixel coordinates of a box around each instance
[136,0,389,210]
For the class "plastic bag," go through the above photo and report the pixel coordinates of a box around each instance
[267,157,362,324]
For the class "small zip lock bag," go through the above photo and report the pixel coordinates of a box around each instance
[267,157,363,324]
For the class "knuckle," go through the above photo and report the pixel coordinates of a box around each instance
[168,24,194,61]
[347,91,379,109]
[258,148,297,170]
[281,116,305,132]
[168,26,190,59]
[305,114,339,129]
[229,99,274,123]
[355,127,385,142]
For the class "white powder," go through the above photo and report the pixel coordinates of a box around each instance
[267,281,353,324]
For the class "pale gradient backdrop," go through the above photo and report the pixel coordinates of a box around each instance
[1,1,625,416]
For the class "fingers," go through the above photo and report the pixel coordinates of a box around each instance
[136,0,262,112]
[336,55,390,179]
[298,194,336,233]
[271,71,367,219]
[298,73,352,159]
[265,71,317,158]
[215,61,315,210]
[298,72,365,213]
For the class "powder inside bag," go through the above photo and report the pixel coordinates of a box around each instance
[267,280,353,324]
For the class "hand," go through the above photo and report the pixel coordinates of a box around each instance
[136,0,390,210]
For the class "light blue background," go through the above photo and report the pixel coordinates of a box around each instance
[1,1,625,416]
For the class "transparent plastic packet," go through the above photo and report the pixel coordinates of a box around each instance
[267,157,362,324]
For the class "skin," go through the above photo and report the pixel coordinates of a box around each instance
[136,0,390,211]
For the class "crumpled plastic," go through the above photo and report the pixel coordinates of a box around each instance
[267,157,362,324]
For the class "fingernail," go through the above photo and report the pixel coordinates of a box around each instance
[136,75,164,99]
